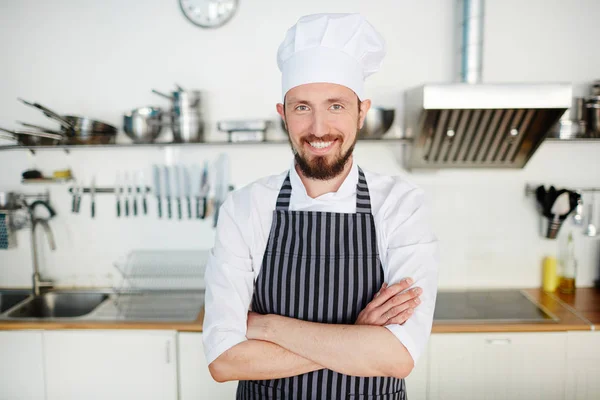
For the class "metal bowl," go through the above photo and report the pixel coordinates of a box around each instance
[123,107,164,143]
[359,107,395,138]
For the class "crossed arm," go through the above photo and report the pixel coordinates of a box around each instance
[208,281,420,382]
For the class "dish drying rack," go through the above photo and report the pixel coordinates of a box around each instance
[113,249,208,321]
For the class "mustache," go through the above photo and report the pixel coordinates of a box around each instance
[301,134,342,143]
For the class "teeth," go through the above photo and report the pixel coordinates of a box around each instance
[309,141,333,149]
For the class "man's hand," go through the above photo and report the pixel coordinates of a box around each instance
[355,278,422,326]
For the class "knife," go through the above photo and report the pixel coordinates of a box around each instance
[174,165,182,220]
[153,165,162,218]
[199,161,209,219]
[131,171,138,217]
[183,166,192,219]
[90,175,96,218]
[163,166,172,219]
[139,171,148,216]
[124,172,130,217]
[75,180,82,213]
[115,173,121,218]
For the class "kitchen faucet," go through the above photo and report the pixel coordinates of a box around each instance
[28,200,57,296]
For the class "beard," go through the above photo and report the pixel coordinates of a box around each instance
[290,133,357,180]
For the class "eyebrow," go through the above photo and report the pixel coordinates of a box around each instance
[286,97,353,106]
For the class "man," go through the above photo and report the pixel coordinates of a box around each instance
[203,13,439,399]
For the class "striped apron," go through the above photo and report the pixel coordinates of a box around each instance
[237,167,406,399]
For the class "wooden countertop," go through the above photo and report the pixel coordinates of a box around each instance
[545,287,600,328]
[1,287,598,333]
[0,308,205,331]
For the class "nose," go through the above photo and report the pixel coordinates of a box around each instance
[310,109,329,138]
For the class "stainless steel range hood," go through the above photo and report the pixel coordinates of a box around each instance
[403,0,572,169]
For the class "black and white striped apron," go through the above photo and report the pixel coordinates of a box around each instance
[237,167,406,399]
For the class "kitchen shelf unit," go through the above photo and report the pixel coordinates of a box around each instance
[0,137,414,153]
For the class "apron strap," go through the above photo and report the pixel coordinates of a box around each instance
[275,167,373,214]
[356,167,373,214]
[275,174,292,210]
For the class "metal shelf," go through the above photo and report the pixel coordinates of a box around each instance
[0,137,413,152]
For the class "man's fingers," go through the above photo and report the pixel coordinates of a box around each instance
[374,282,388,298]
[386,308,414,325]
[369,278,413,308]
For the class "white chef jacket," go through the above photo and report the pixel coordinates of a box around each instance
[203,159,439,368]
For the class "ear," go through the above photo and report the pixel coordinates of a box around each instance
[358,99,371,129]
[276,103,287,130]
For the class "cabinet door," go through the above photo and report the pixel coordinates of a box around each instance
[405,346,429,400]
[178,332,238,400]
[429,332,566,400]
[0,330,45,400]
[43,330,177,400]
[566,331,600,400]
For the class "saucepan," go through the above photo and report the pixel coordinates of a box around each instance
[18,98,117,144]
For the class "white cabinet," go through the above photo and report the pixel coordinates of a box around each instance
[0,330,45,400]
[405,347,429,400]
[428,332,567,400]
[43,330,178,400]
[178,332,238,400]
[565,331,600,400]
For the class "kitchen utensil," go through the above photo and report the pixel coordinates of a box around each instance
[75,181,83,213]
[545,191,571,239]
[124,172,130,217]
[213,154,230,227]
[138,171,147,216]
[174,165,182,220]
[217,120,270,142]
[131,172,138,217]
[163,166,172,219]
[115,173,122,218]
[0,126,63,146]
[358,107,396,138]
[584,194,597,237]
[90,176,96,218]
[572,192,584,225]
[153,165,162,218]
[123,107,164,143]
[152,87,204,143]
[199,161,210,219]
[586,96,600,138]
[183,166,192,219]
[18,98,117,144]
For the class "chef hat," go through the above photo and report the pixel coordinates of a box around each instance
[277,13,386,101]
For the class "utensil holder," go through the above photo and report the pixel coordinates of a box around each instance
[541,216,563,239]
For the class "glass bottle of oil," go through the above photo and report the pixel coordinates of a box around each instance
[559,232,577,294]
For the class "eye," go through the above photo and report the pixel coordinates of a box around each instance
[330,104,344,110]
[295,105,309,111]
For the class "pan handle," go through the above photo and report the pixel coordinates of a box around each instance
[17,121,64,135]
[17,98,73,130]
[152,89,175,101]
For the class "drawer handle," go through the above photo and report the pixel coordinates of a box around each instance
[485,338,512,345]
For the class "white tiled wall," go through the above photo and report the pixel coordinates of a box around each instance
[0,0,599,289]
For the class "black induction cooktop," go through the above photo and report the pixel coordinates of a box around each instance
[433,289,558,323]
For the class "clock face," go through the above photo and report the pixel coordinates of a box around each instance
[179,0,238,28]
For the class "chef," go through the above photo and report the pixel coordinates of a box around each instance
[203,13,439,399]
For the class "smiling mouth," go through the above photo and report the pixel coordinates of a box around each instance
[308,141,334,149]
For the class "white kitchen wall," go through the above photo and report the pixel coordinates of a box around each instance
[0,0,599,289]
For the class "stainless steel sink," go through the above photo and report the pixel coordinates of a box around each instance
[0,290,31,313]
[7,292,108,319]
